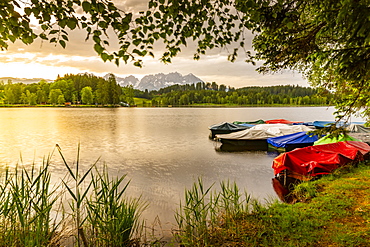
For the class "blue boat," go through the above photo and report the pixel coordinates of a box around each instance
[267,131,320,152]
[313,120,365,128]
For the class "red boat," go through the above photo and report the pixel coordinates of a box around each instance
[272,141,370,202]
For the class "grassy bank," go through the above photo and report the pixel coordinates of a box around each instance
[1,147,369,246]
[174,162,370,246]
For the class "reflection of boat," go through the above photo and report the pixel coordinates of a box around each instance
[267,131,320,152]
[216,124,312,151]
[208,122,250,139]
[272,141,370,202]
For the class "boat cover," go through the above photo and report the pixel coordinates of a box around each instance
[265,119,303,124]
[236,123,257,128]
[292,122,314,126]
[347,124,370,133]
[313,121,365,128]
[209,122,249,131]
[272,141,370,177]
[251,124,313,136]
[233,119,265,125]
[216,124,312,140]
[314,134,360,145]
[209,122,250,139]
[216,129,278,140]
[267,131,320,148]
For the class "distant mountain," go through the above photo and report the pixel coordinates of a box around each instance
[106,72,204,91]
[0,77,53,84]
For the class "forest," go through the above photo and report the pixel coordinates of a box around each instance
[0,73,333,107]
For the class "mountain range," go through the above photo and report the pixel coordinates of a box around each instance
[1,72,204,91]
[105,72,204,91]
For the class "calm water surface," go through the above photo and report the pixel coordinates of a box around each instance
[0,107,363,236]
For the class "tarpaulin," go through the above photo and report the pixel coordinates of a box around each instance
[314,134,360,145]
[272,141,370,178]
[267,131,320,148]
[208,122,250,139]
[265,119,303,124]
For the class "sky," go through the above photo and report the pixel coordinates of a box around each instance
[0,0,309,89]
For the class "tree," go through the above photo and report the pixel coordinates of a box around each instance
[138,0,369,124]
[122,85,135,106]
[58,94,66,105]
[49,89,63,105]
[81,86,93,105]
[3,1,368,123]
[0,0,151,66]
[4,87,15,104]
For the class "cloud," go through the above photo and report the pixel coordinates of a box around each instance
[0,0,310,88]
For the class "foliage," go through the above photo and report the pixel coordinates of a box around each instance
[0,0,150,66]
[140,0,370,123]
[0,76,330,107]
[0,73,123,105]
[81,86,93,105]
[151,84,332,106]
[2,0,368,121]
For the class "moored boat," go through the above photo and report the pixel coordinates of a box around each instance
[265,119,304,124]
[272,141,370,202]
[216,124,312,151]
[208,122,250,139]
[314,134,360,145]
[267,131,321,152]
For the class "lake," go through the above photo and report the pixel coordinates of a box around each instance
[0,106,363,238]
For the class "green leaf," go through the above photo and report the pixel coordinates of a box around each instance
[101,53,109,62]
[133,39,141,46]
[24,7,32,16]
[41,24,49,31]
[59,40,66,48]
[49,30,59,35]
[94,43,104,54]
[82,1,91,12]
[98,21,108,29]
[67,19,77,30]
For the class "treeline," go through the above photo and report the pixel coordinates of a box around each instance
[0,73,135,106]
[148,83,333,106]
[0,74,332,106]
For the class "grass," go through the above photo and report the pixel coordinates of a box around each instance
[0,146,151,247]
[1,147,370,246]
[174,161,370,246]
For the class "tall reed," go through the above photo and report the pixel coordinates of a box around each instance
[57,144,96,247]
[57,144,147,247]
[174,178,260,246]
[86,165,146,246]
[0,156,62,246]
